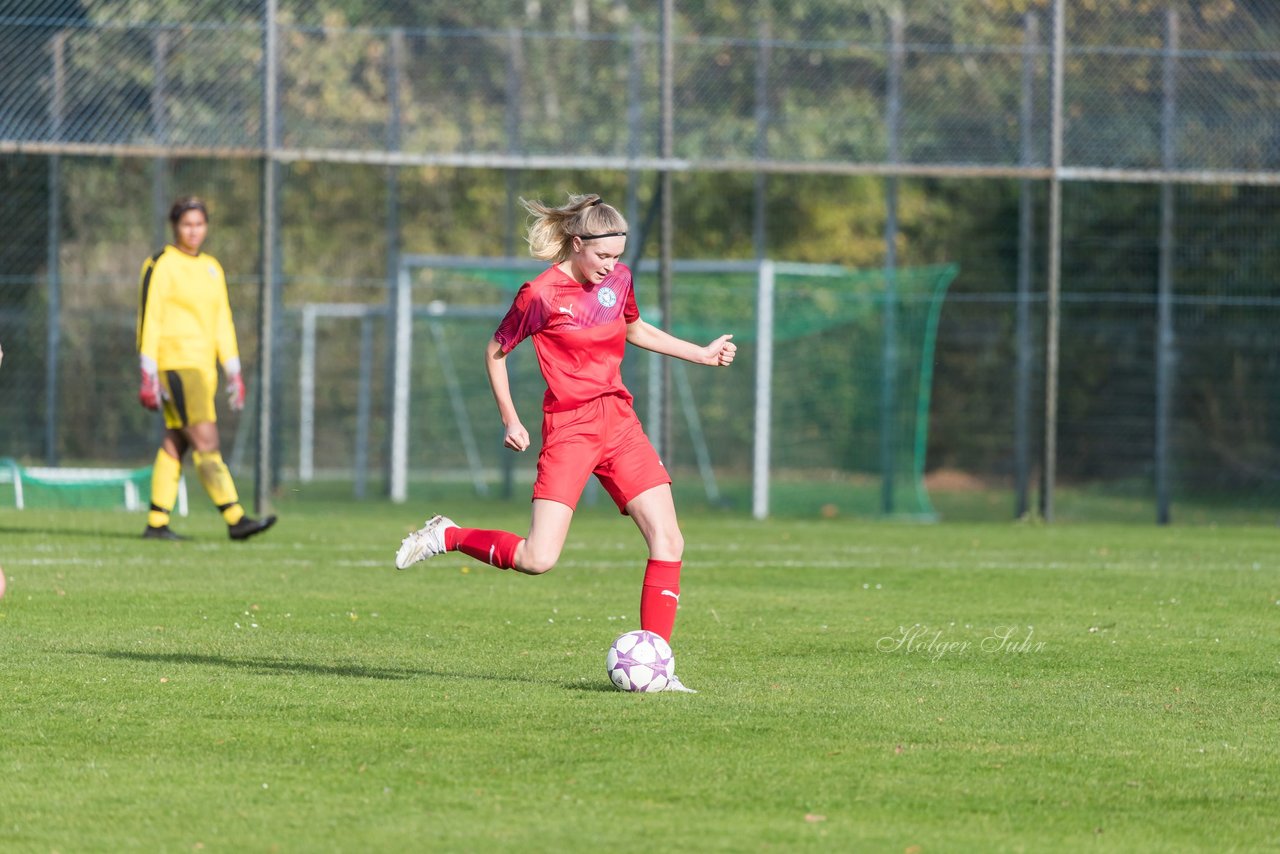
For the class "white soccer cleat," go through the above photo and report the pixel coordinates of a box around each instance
[394,514,457,570]
[662,674,698,693]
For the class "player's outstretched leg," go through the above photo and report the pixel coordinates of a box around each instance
[395,515,530,571]
[395,515,459,569]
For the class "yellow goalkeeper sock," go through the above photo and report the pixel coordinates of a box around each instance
[192,450,246,525]
[148,449,182,528]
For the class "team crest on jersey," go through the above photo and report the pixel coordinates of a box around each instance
[597,286,617,308]
[208,265,218,277]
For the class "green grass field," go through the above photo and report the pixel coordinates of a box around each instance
[3,494,1279,852]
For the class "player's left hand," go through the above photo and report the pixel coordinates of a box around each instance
[702,334,736,367]
[226,372,246,411]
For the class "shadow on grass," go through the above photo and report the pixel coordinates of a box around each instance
[78,649,602,689]
[81,649,425,681]
[0,524,153,541]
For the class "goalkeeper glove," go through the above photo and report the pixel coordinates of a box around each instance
[139,368,162,411]
[226,372,246,412]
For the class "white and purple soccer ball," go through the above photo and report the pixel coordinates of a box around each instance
[606,630,674,692]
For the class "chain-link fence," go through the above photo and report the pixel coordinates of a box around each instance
[2,1,1278,523]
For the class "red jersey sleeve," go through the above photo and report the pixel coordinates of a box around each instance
[493,282,548,353]
[621,266,639,323]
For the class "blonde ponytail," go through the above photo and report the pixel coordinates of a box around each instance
[521,193,628,263]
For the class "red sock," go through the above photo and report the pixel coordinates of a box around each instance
[444,526,523,570]
[640,559,682,642]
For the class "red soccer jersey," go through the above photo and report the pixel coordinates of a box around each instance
[494,263,641,412]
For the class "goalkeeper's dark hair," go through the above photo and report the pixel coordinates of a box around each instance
[169,196,209,227]
[521,193,627,263]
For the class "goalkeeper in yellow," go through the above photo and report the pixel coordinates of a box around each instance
[136,196,276,541]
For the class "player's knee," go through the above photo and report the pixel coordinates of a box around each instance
[650,526,684,560]
[517,544,560,575]
[520,555,557,575]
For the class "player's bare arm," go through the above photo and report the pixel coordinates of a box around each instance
[485,337,530,451]
[625,319,736,367]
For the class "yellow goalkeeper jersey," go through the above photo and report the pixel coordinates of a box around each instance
[136,245,239,371]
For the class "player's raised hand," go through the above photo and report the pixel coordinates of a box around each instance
[702,334,736,367]
[504,419,530,452]
[226,371,246,412]
[139,368,162,410]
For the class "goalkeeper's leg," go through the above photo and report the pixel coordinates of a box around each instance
[188,421,276,540]
[144,431,187,540]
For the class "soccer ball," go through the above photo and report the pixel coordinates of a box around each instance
[606,630,674,692]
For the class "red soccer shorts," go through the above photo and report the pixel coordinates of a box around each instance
[533,394,671,514]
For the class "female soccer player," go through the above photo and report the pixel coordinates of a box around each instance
[395,193,736,692]
[136,196,276,541]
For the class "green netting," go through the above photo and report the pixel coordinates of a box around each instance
[646,265,957,519]
[0,459,154,510]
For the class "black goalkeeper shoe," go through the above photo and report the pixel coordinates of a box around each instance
[228,514,277,541]
[142,524,187,541]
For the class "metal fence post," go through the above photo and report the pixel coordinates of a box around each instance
[1015,12,1038,518]
[148,29,172,450]
[1155,8,1179,525]
[621,22,644,442]
[384,27,405,498]
[881,8,904,515]
[45,30,66,467]
[1041,0,1065,522]
[658,0,674,460]
[255,0,280,514]
[502,26,523,500]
